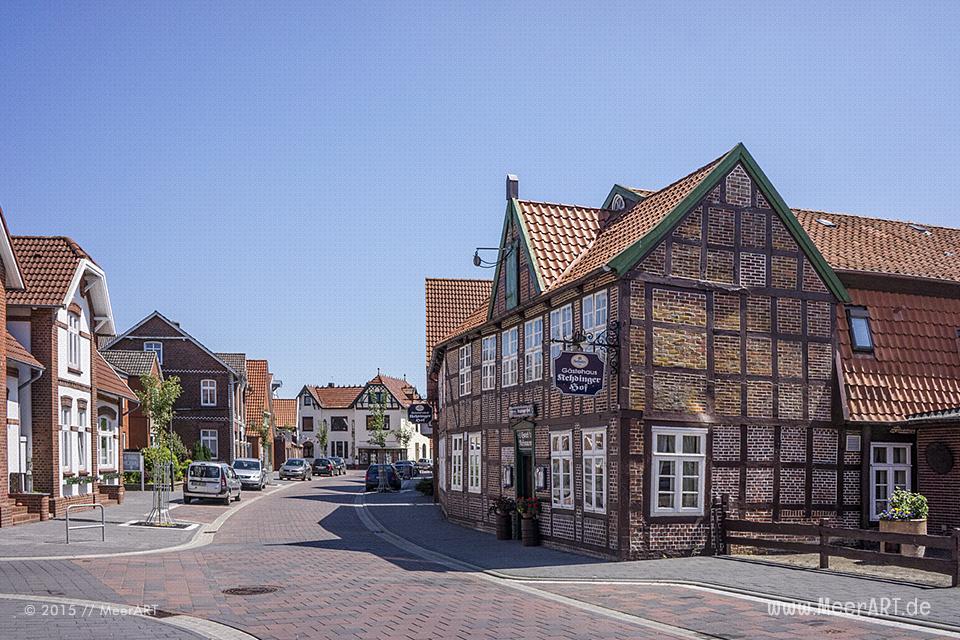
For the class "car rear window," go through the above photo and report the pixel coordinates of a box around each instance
[189,465,221,479]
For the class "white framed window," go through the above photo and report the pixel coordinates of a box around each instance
[481,335,497,391]
[99,416,116,467]
[583,428,607,513]
[523,317,543,382]
[77,407,88,469]
[200,379,217,406]
[550,304,573,374]
[501,327,518,387]
[201,429,219,459]
[451,434,463,491]
[68,312,81,369]
[870,443,911,520]
[143,341,163,365]
[582,290,608,354]
[60,405,72,469]
[550,430,573,508]
[458,344,472,397]
[651,426,707,516]
[468,432,481,493]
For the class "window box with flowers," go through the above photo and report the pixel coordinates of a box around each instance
[516,497,541,546]
[878,488,929,557]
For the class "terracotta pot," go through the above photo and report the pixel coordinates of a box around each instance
[879,518,927,557]
[521,515,540,546]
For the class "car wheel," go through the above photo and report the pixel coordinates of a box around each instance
[222,491,231,506]
[183,496,191,504]
[235,490,242,502]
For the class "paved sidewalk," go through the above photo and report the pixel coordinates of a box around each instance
[364,488,960,630]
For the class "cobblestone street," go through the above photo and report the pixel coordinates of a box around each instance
[0,473,956,639]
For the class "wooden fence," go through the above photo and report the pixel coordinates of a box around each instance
[722,518,960,587]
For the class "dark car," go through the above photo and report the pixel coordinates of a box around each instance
[394,460,418,479]
[312,457,334,476]
[329,457,347,475]
[365,464,401,491]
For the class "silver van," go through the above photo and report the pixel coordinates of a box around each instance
[184,461,242,505]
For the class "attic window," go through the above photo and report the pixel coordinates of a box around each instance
[816,218,837,227]
[611,194,626,211]
[847,306,874,352]
[908,223,931,235]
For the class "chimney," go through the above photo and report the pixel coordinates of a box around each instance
[506,174,519,201]
[327,382,334,388]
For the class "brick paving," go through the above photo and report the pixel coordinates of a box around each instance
[0,471,953,639]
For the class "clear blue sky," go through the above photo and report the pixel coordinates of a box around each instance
[2,3,958,394]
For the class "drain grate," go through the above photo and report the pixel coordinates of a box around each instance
[222,585,281,596]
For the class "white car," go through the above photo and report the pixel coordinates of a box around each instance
[233,458,267,490]
[184,462,242,505]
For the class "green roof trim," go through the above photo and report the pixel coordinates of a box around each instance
[607,143,850,303]
[601,184,646,210]
[486,199,544,320]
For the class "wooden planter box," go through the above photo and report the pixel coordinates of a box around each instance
[880,519,927,557]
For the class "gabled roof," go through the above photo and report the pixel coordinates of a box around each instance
[515,200,604,290]
[425,278,492,364]
[273,398,297,429]
[6,330,42,369]
[216,353,247,379]
[306,384,364,409]
[366,373,422,408]
[245,359,272,428]
[94,351,137,401]
[99,349,159,377]
[7,236,91,306]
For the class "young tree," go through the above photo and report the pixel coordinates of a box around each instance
[317,419,329,456]
[392,423,413,459]
[136,374,183,451]
[367,399,389,464]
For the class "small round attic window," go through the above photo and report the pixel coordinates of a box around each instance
[611,194,626,211]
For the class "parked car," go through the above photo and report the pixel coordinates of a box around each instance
[184,462,241,505]
[415,458,433,472]
[280,458,312,481]
[329,457,347,475]
[312,457,334,476]
[365,464,401,491]
[394,460,418,479]
[233,458,267,490]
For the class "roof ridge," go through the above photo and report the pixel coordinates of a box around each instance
[424,277,493,283]
[794,206,958,232]
[518,198,609,212]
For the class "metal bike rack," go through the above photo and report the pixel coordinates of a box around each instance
[66,503,105,544]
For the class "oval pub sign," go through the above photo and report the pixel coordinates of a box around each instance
[553,351,605,396]
[407,403,433,424]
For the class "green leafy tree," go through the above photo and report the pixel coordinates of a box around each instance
[367,399,389,463]
[392,423,413,459]
[136,374,182,450]
[317,419,329,456]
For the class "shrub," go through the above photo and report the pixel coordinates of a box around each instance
[488,495,516,516]
[415,478,434,496]
[123,471,141,485]
[192,441,212,462]
[880,488,929,520]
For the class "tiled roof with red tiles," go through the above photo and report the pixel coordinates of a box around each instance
[6,330,42,369]
[7,236,90,306]
[94,351,137,400]
[796,209,960,284]
[838,288,960,423]
[517,200,603,290]
[367,373,422,408]
[439,296,490,344]
[308,384,364,409]
[273,398,297,429]
[425,278,492,364]
[245,359,272,429]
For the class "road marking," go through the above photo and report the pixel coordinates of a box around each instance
[356,492,960,639]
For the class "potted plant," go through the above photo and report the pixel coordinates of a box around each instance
[879,488,929,557]
[488,496,516,540]
[516,497,541,547]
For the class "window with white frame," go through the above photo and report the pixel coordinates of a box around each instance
[502,327,518,387]
[468,432,481,493]
[524,317,543,382]
[550,304,573,373]
[143,341,163,365]
[99,416,116,467]
[60,405,72,469]
[582,290,608,354]
[870,443,911,520]
[451,434,463,491]
[550,430,573,508]
[200,379,217,406]
[481,335,497,391]
[651,426,707,515]
[201,429,219,459]
[77,407,87,469]
[458,344,472,396]
[68,312,81,369]
[583,428,607,513]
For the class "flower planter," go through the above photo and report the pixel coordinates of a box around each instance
[495,512,512,540]
[520,515,540,547]
[880,518,927,557]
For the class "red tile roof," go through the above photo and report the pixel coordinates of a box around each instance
[94,351,137,400]
[7,236,90,306]
[517,200,603,290]
[425,278,492,364]
[245,359,272,430]
[838,289,960,423]
[307,385,364,409]
[367,373,421,408]
[6,331,42,369]
[273,398,297,429]
[440,297,490,343]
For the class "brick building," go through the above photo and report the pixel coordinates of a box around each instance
[99,349,161,450]
[105,311,249,463]
[245,358,277,469]
[92,350,137,505]
[427,143,960,559]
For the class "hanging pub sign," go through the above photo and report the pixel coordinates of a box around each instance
[553,351,605,396]
[407,403,433,424]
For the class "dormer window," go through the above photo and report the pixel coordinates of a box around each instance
[847,306,874,352]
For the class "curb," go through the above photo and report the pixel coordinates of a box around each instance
[0,480,299,562]
[358,492,960,638]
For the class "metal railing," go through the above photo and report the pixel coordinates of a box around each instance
[65,503,105,544]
